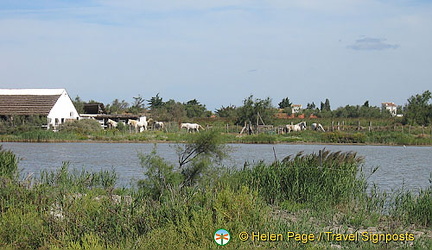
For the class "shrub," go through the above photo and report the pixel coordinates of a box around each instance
[60,119,102,134]
[0,207,47,249]
[323,131,366,143]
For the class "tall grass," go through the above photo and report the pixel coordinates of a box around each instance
[391,183,432,227]
[232,150,366,207]
[0,145,18,179]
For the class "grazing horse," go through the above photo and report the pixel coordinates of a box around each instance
[181,123,204,133]
[128,119,147,133]
[284,121,307,133]
[311,123,325,132]
[153,121,164,130]
[107,119,118,128]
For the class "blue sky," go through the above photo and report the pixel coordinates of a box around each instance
[1,0,431,111]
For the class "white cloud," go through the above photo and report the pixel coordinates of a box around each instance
[347,37,399,51]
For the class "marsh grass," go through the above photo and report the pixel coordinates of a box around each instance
[391,184,432,227]
[233,150,366,207]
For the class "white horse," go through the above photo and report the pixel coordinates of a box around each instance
[128,118,147,133]
[107,119,118,128]
[285,121,307,133]
[181,123,204,133]
[311,123,325,132]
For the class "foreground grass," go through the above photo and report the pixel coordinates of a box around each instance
[0,138,431,248]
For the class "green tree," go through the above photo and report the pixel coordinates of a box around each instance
[278,97,292,109]
[215,105,237,119]
[148,93,164,110]
[236,95,275,125]
[184,99,209,118]
[306,102,316,110]
[128,95,146,114]
[72,96,85,114]
[363,100,370,108]
[333,104,389,118]
[320,98,331,112]
[162,99,187,121]
[177,131,228,186]
[139,131,228,197]
[106,99,129,114]
[403,90,432,126]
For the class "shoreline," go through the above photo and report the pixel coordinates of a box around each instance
[1,139,431,147]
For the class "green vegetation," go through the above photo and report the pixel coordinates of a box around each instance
[0,133,431,249]
[1,121,431,145]
[2,90,432,145]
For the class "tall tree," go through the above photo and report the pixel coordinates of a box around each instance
[320,98,331,112]
[184,99,208,118]
[216,105,237,118]
[363,100,369,108]
[148,93,164,110]
[72,96,85,114]
[306,102,316,110]
[236,95,275,125]
[129,95,146,114]
[403,90,432,126]
[106,99,129,114]
[278,97,292,109]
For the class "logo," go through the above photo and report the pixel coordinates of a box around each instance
[214,229,231,246]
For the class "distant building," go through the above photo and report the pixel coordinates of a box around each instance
[83,103,106,114]
[291,104,302,114]
[381,102,397,117]
[0,89,79,130]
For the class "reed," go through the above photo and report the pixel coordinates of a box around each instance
[391,184,432,227]
[233,150,366,208]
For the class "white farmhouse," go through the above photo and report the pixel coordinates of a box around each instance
[291,104,303,114]
[381,102,397,117]
[0,89,79,129]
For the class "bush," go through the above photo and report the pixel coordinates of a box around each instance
[323,131,366,143]
[0,207,47,249]
[60,119,102,134]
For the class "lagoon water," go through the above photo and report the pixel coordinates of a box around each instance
[2,142,431,192]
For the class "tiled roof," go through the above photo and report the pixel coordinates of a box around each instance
[0,94,61,115]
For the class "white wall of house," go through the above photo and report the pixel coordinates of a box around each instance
[381,102,397,117]
[291,105,302,114]
[47,90,79,129]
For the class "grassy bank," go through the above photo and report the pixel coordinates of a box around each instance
[1,127,432,145]
[0,132,431,249]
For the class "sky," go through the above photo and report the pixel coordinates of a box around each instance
[1,0,431,111]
